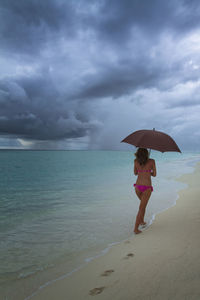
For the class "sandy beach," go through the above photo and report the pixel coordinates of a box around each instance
[29,162,200,300]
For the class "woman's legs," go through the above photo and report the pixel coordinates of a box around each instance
[134,189,152,234]
[135,188,146,225]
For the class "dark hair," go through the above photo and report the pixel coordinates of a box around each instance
[135,148,149,166]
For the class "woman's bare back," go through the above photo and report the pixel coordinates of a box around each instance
[134,159,156,186]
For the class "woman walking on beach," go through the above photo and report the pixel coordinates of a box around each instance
[134,148,156,234]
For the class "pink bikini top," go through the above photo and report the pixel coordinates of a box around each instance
[137,169,152,173]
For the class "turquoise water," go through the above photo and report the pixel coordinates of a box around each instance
[0,150,199,300]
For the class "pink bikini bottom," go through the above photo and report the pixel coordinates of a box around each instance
[134,184,153,192]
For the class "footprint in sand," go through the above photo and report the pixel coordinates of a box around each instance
[124,253,134,259]
[124,240,131,244]
[89,287,105,296]
[101,269,114,277]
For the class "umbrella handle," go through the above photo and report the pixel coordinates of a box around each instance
[149,128,155,157]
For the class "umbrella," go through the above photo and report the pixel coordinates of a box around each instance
[121,129,181,153]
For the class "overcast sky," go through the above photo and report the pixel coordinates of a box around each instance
[0,0,200,150]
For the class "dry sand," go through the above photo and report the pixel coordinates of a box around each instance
[30,163,200,300]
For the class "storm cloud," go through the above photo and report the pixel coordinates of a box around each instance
[1,0,200,149]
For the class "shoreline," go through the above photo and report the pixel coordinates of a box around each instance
[25,161,200,300]
[22,183,181,299]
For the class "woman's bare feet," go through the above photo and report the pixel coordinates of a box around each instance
[134,229,142,234]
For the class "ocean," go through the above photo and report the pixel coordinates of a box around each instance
[0,150,199,300]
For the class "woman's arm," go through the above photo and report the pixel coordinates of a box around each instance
[134,160,138,175]
[151,159,157,177]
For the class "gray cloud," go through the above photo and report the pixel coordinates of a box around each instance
[88,0,200,44]
[0,0,76,55]
[0,73,101,141]
[0,0,200,149]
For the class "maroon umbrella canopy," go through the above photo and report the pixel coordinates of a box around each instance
[121,129,181,153]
